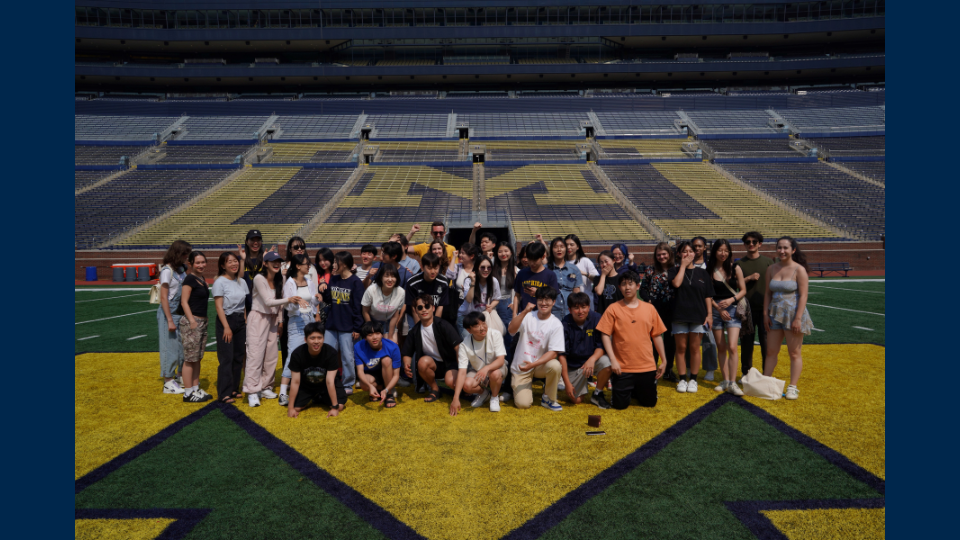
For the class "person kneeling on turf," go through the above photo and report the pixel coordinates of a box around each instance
[401,293,464,416]
[560,292,613,409]
[458,311,508,412]
[354,320,402,409]
[597,271,668,409]
[507,285,565,411]
[288,322,348,418]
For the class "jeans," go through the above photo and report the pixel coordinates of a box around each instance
[496,300,514,350]
[157,306,183,378]
[283,311,312,379]
[455,312,470,341]
[326,330,358,389]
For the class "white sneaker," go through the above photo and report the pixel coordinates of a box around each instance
[248,393,261,407]
[259,388,278,399]
[557,380,566,391]
[785,386,799,400]
[489,398,501,412]
[196,388,211,399]
[676,379,688,393]
[727,382,744,396]
[278,394,289,406]
[714,381,728,393]
[540,394,562,412]
[163,380,185,394]
[687,380,698,393]
[176,376,183,386]
[499,392,512,402]
[471,389,491,408]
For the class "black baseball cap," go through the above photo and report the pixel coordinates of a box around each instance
[246,229,262,241]
[264,252,283,262]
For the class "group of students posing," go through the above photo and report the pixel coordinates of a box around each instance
[154,222,813,417]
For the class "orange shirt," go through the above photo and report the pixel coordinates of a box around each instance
[596,301,667,373]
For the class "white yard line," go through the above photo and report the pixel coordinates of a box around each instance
[77,335,99,341]
[809,279,885,283]
[75,288,152,292]
[807,284,884,294]
[76,309,156,325]
[75,293,144,303]
[126,335,148,341]
[206,341,217,347]
[812,328,825,332]
[853,326,875,331]
[806,303,885,317]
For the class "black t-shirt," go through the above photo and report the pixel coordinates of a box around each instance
[667,267,716,323]
[593,273,623,315]
[182,274,209,317]
[405,273,450,311]
[288,343,342,391]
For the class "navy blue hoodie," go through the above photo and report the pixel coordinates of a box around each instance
[323,274,365,333]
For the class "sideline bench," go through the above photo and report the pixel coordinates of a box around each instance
[810,262,852,277]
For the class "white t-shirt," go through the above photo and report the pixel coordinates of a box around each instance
[457,328,507,370]
[212,276,249,315]
[421,323,441,363]
[159,265,186,303]
[511,312,565,375]
[575,257,600,279]
[361,285,406,322]
[459,277,501,315]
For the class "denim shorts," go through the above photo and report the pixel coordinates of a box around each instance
[672,321,708,334]
[768,316,787,331]
[712,305,742,330]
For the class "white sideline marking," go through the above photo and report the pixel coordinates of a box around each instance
[808,284,884,294]
[810,278,885,283]
[127,335,148,341]
[76,288,151,292]
[77,335,99,341]
[853,326,874,331]
[75,293,143,303]
[812,328,825,332]
[75,309,156,325]
[806,303,885,317]
[206,341,217,347]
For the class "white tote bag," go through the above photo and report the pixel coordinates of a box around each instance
[740,367,785,400]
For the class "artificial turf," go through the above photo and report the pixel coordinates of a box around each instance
[75,409,388,540]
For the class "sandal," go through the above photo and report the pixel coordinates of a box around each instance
[384,395,397,408]
[424,389,441,403]
[369,394,382,402]
[220,396,235,404]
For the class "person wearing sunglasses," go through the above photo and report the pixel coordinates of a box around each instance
[401,293,463,413]
[408,221,455,262]
[278,253,323,407]
[737,231,774,377]
[280,237,318,380]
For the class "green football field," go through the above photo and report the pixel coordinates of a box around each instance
[74,278,885,353]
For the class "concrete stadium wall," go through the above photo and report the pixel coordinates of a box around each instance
[76,241,885,281]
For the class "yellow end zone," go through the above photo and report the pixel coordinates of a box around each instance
[75,518,176,540]
[76,344,884,540]
[763,508,886,540]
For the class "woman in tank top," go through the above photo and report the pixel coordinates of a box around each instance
[763,236,814,401]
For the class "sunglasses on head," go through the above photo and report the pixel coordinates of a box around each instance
[415,304,431,311]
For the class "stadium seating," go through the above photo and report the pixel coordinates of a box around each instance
[118,167,307,248]
[601,163,839,241]
[177,116,268,140]
[372,141,461,162]
[685,110,779,135]
[719,162,885,240]
[75,145,147,165]
[594,111,682,137]
[516,58,578,64]
[234,168,355,224]
[839,161,885,183]
[461,113,586,138]
[808,136,885,155]
[366,114,451,139]
[699,138,799,157]
[376,60,435,66]
[75,116,179,141]
[75,170,112,191]
[776,106,885,133]
[159,144,252,164]
[598,139,686,159]
[273,115,359,139]
[308,165,475,245]
[265,142,359,163]
[484,164,654,243]
[76,169,233,248]
[483,140,580,161]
